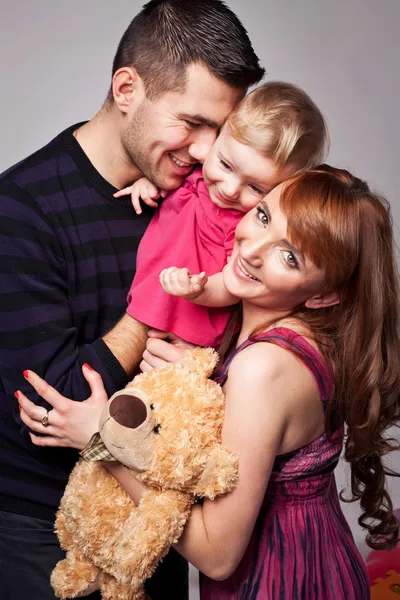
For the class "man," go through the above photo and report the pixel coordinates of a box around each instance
[0,1,264,598]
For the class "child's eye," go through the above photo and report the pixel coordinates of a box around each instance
[256,206,269,226]
[282,250,299,269]
[249,184,264,195]
[219,159,232,171]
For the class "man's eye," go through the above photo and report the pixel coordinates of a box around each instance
[184,120,200,129]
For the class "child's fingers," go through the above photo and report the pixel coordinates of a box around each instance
[113,186,133,198]
[131,193,143,215]
[145,183,161,200]
[160,267,188,293]
[177,268,191,287]
[160,190,168,198]
[189,272,208,289]
[142,196,159,208]
[197,271,208,286]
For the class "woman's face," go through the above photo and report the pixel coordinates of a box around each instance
[223,184,329,313]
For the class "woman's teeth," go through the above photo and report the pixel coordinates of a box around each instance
[238,260,259,281]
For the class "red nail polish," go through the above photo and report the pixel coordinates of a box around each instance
[23,370,29,379]
[83,363,93,371]
[14,391,19,399]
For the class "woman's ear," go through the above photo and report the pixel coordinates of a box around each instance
[305,290,340,310]
[112,67,142,114]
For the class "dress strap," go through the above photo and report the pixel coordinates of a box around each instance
[214,327,333,406]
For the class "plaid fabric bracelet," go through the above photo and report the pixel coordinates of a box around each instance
[80,432,117,462]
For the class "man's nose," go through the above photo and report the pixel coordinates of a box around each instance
[188,129,218,163]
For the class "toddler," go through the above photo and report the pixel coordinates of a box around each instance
[116,82,329,346]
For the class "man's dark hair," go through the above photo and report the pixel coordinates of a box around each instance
[110,0,265,99]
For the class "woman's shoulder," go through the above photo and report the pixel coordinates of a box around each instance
[228,336,301,385]
[226,319,332,406]
[266,319,320,350]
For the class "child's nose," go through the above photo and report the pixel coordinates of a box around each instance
[223,180,240,199]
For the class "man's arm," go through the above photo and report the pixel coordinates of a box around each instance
[0,180,146,414]
[102,314,149,379]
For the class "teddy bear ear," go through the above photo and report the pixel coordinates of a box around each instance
[193,444,239,500]
[179,347,219,378]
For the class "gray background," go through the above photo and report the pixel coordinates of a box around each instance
[1,0,399,594]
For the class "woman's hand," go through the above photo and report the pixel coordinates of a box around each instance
[140,330,195,372]
[17,364,108,450]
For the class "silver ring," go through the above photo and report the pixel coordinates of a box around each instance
[41,410,50,427]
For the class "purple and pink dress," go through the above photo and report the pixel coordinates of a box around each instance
[201,327,370,600]
[126,167,243,347]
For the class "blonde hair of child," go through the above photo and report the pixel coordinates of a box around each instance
[227,81,330,171]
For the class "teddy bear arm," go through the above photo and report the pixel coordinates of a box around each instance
[110,488,192,588]
[100,571,147,600]
[194,443,239,500]
[51,549,101,599]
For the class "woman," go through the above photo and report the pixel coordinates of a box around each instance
[18,165,400,599]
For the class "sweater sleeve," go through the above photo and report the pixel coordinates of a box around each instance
[0,179,128,416]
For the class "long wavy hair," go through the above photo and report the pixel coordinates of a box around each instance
[222,165,400,550]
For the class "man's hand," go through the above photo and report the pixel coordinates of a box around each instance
[140,330,195,372]
[17,364,108,450]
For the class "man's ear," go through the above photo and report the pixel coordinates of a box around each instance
[112,67,142,114]
[305,290,340,310]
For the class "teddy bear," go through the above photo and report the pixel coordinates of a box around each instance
[50,347,238,600]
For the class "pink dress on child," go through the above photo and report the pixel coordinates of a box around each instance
[201,327,370,600]
[126,167,243,346]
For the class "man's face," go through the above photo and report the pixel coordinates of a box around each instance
[121,63,245,190]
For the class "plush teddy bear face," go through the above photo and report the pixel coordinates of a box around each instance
[99,348,227,493]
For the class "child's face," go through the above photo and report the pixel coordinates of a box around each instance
[202,125,288,213]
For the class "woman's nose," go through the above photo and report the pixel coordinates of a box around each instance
[240,236,268,265]
[109,394,148,429]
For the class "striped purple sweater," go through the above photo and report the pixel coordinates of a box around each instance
[0,124,153,521]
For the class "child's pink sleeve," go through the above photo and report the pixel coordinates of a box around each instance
[224,222,238,261]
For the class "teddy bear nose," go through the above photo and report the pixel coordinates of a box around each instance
[109,394,148,429]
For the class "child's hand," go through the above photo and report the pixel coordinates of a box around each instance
[160,267,208,300]
[113,177,168,214]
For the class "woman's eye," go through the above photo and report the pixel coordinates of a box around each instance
[256,207,269,226]
[249,184,264,195]
[282,250,299,269]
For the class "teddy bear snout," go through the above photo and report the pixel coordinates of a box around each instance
[109,394,148,429]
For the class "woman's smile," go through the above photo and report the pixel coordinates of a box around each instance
[233,255,261,283]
